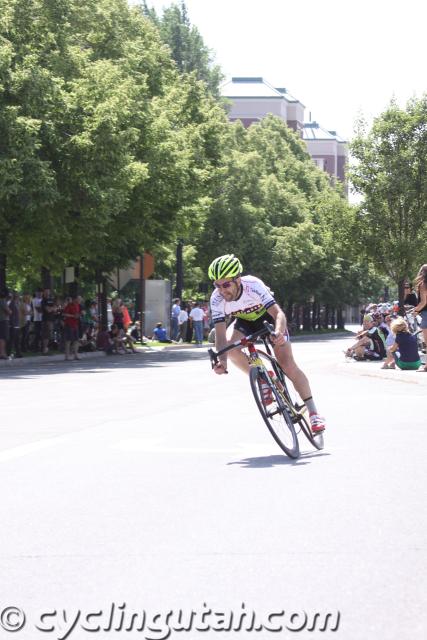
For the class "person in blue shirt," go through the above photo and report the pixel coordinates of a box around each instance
[152,322,172,343]
[388,317,421,370]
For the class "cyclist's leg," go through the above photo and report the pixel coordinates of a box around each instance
[273,341,311,400]
[273,340,326,432]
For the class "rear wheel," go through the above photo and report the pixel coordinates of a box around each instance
[249,366,299,459]
[281,370,325,451]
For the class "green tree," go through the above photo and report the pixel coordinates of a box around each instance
[1,0,228,294]
[196,115,358,327]
[142,1,223,97]
[350,97,427,306]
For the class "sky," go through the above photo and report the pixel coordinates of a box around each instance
[130,0,427,141]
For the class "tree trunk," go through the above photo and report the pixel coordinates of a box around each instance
[96,271,108,331]
[0,254,6,290]
[331,307,336,329]
[337,306,345,330]
[41,267,52,290]
[397,278,406,316]
[323,304,330,329]
[286,299,295,333]
[302,304,311,331]
[311,300,316,331]
[316,302,322,330]
[69,265,80,298]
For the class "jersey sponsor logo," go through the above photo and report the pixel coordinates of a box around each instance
[231,303,266,320]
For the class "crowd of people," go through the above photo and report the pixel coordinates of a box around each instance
[170,298,211,345]
[344,265,427,372]
[0,287,146,360]
[0,287,213,360]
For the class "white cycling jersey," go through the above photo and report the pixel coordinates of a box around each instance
[210,275,276,324]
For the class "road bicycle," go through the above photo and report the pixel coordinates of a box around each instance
[208,321,324,459]
[405,306,426,354]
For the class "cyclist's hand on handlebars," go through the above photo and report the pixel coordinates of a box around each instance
[213,362,228,375]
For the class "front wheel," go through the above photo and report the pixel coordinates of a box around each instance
[250,367,299,459]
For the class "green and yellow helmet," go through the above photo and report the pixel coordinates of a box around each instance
[208,254,242,281]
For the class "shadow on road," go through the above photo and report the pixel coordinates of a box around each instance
[227,451,331,468]
[0,348,211,380]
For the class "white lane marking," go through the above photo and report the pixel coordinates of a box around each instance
[0,438,66,463]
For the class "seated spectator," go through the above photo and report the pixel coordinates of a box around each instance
[388,317,421,370]
[128,321,147,345]
[108,323,137,354]
[152,322,172,343]
[381,314,397,369]
[344,314,386,361]
[96,329,113,354]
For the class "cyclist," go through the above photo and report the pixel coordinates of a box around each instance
[208,254,326,433]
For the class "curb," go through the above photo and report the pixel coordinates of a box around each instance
[0,347,157,368]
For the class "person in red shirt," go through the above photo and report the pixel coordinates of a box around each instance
[63,295,81,360]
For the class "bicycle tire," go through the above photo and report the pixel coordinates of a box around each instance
[256,349,324,451]
[249,366,300,459]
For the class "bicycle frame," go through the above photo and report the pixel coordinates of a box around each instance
[208,324,296,417]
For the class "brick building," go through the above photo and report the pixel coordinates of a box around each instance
[221,76,347,185]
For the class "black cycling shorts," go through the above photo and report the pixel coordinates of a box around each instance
[233,312,276,337]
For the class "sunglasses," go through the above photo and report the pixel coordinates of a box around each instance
[214,277,237,289]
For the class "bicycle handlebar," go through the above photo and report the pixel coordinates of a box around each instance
[208,320,275,369]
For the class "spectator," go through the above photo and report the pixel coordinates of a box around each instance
[344,314,386,361]
[21,294,32,352]
[63,295,82,360]
[190,301,204,346]
[152,322,172,343]
[89,300,98,328]
[96,328,112,353]
[403,282,418,307]
[108,323,136,353]
[0,288,11,359]
[106,298,113,328]
[171,298,181,341]
[41,288,57,354]
[412,263,427,372]
[81,300,97,344]
[185,301,193,343]
[32,288,43,351]
[381,315,397,369]
[178,305,188,343]
[122,302,132,331]
[112,298,125,332]
[128,321,147,345]
[388,317,421,370]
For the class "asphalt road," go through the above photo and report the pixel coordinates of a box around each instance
[1,334,426,640]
